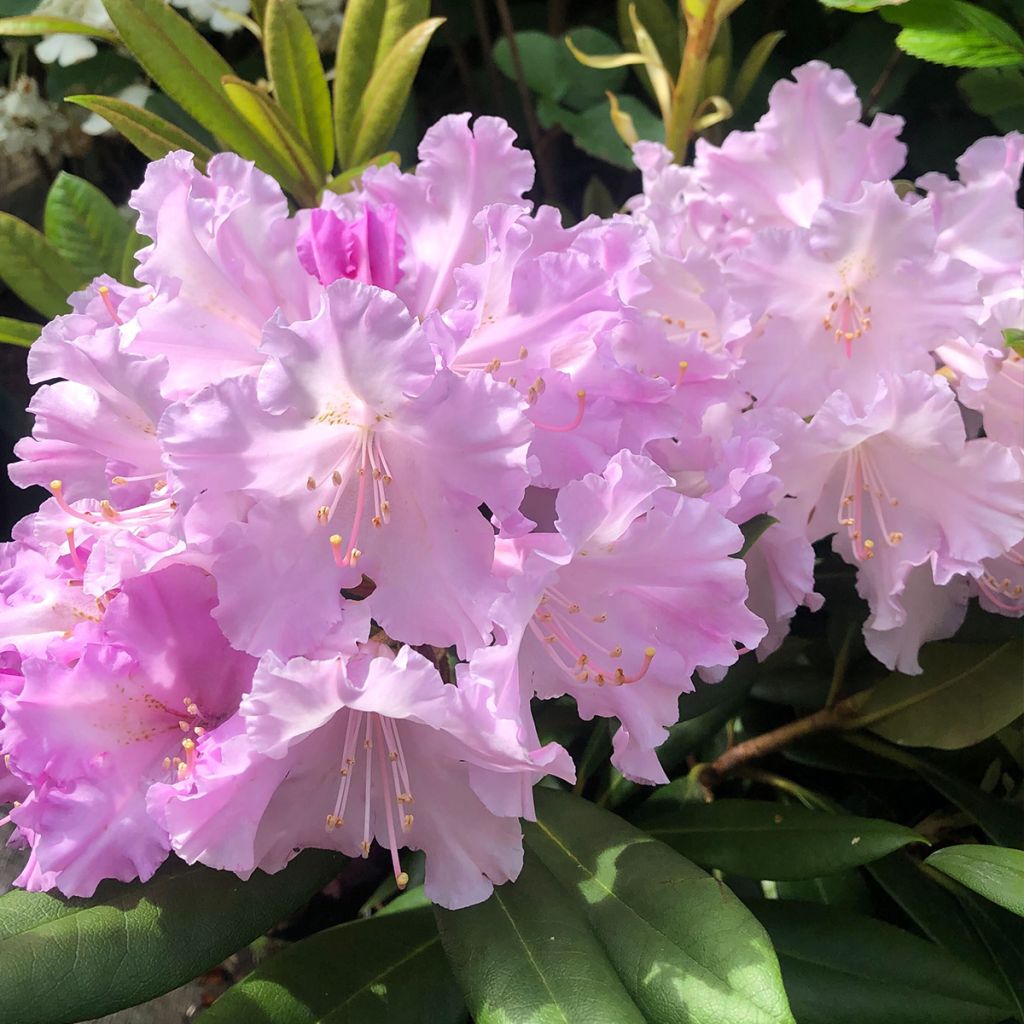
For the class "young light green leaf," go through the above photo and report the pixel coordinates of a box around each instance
[732,30,785,111]
[201,907,465,1024]
[347,17,445,167]
[0,852,345,1024]
[528,789,795,1024]
[43,172,132,281]
[818,0,907,9]
[264,0,334,175]
[926,845,1024,917]
[637,798,926,879]
[1003,326,1024,355]
[0,317,41,348]
[616,0,682,78]
[0,14,117,40]
[325,151,400,193]
[373,0,430,68]
[333,0,387,165]
[221,77,322,203]
[749,899,1013,1024]
[436,849,648,1024]
[101,0,284,171]
[66,95,213,167]
[881,0,1024,69]
[0,213,86,318]
[852,639,1024,749]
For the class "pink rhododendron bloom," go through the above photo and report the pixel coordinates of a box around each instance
[774,372,1024,667]
[727,182,981,415]
[2,565,255,896]
[486,451,765,784]
[296,205,404,291]
[694,61,906,235]
[149,644,572,910]
[161,278,532,657]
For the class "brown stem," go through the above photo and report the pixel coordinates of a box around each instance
[701,699,860,787]
[864,47,902,117]
[493,0,558,200]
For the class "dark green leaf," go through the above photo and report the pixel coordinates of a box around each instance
[43,172,131,281]
[528,789,795,1024]
[881,0,1024,68]
[537,95,662,169]
[265,0,334,175]
[738,513,777,557]
[926,845,1024,917]
[638,799,926,879]
[101,0,284,172]
[852,639,1024,749]
[957,888,1024,1020]
[775,871,873,913]
[0,317,41,348]
[202,906,465,1024]
[347,17,445,167]
[436,848,647,1024]
[67,94,213,167]
[0,213,86,318]
[0,852,344,1024]
[749,899,1013,1024]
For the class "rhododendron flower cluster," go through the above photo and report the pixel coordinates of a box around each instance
[2,63,1022,910]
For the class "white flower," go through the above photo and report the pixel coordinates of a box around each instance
[0,77,70,157]
[31,0,113,66]
[169,0,251,34]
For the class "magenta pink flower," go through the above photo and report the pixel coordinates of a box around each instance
[2,565,255,896]
[296,205,404,291]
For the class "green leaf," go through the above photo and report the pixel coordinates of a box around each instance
[201,906,466,1024]
[852,639,1024,749]
[43,172,131,281]
[537,95,663,169]
[527,789,795,1024]
[926,845,1024,917]
[101,0,284,173]
[325,151,401,192]
[495,29,630,112]
[66,95,213,168]
[0,213,86,318]
[818,0,906,10]
[956,888,1024,1020]
[373,0,430,68]
[0,851,345,1024]
[0,317,41,348]
[638,799,926,879]
[333,0,387,165]
[264,0,334,175]
[0,15,118,41]
[881,0,1024,69]
[738,513,778,557]
[436,848,648,1024]
[616,0,682,78]
[1002,326,1024,355]
[732,31,785,111]
[749,899,1013,1024]
[221,77,322,203]
[347,17,445,167]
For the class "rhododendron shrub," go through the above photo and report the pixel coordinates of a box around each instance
[1,54,1022,1023]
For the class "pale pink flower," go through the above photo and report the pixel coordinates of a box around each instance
[148,645,572,910]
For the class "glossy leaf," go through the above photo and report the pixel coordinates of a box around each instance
[333,0,387,165]
[926,845,1024,917]
[852,639,1024,749]
[43,172,132,281]
[221,77,322,202]
[265,0,334,175]
[638,799,926,879]
[436,848,647,1024]
[66,95,213,167]
[202,906,465,1024]
[881,0,1024,68]
[0,213,85,318]
[0,317,41,348]
[0,852,345,1024]
[749,899,1013,1024]
[101,0,281,171]
[528,789,795,1024]
[347,17,445,167]
[0,15,117,40]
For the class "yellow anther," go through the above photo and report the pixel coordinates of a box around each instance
[396,871,410,890]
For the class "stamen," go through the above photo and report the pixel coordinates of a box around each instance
[361,713,373,856]
[375,717,405,890]
[534,390,586,433]
[49,480,96,523]
[615,647,656,686]
[65,527,86,573]
[97,285,123,325]
[99,500,120,521]
[330,534,345,566]
[674,360,689,387]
